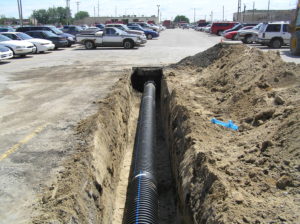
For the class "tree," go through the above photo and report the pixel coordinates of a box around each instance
[32,7,71,24]
[173,15,190,23]
[74,11,89,20]
[32,9,49,24]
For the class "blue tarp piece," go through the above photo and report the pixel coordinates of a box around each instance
[211,118,239,131]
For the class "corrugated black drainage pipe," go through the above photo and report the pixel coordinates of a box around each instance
[123,68,162,224]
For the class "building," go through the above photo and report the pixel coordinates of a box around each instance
[75,15,159,25]
[233,9,295,23]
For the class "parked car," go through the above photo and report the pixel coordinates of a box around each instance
[257,22,291,48]
[224,26,254,40]
[0,26,15,32]
[0,46,13,61]
[25,30,68,49]
[127,25,159,39]
[237,23,263,44]
[16,26,75,47]
[129,22,159,32]
[76,27,142,49]
[0,34,36,56]
[223,23,257,34]
[210,22,238,35]
[106,24,147,43]
[62,25,83,36]
[95,24,105,30]
[0,32,55,53]
[203,24,212,33]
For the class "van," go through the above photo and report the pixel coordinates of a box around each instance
[210,22,238,35]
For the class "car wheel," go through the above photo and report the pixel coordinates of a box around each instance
[85,40,95,50]
[232,34,237,40]
[217,30,222,36]
[147,34,153,39]
[270,38,282,49]
[67,43,72,47]
[244,35,252,44]
[123,40,133,49]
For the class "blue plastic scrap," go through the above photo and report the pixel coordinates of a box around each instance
[211,118,239,131]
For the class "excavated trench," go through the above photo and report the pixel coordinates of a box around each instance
[34,44,300,224]
[34,67,210,223]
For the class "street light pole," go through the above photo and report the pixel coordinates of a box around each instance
[157,5,160,24]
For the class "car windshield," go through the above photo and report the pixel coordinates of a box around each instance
[43,31,57,37]
[0,34,11,41]
[49,26,63,34]
[17,32,33,40]
[123,25,130,31]
[253,23,262,30]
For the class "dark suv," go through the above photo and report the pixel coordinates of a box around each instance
[26,30,68,49]
[16,26,75,47]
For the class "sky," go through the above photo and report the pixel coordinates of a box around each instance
[0,0,298,22]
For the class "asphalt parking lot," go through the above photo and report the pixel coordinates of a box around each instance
[0,29,299,224]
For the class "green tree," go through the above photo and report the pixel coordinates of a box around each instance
[0,15,6,25]
[32,7,72,24]
[173,15,190,23]
[32,9,49,24]
[74,11,89,20]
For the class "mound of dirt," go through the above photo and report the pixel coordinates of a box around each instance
[162,43,300,223]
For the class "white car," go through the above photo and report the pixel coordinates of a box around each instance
[0,46,13,61]
[257,21,291,48]
[0,32,55,53]
[0,34,36,56]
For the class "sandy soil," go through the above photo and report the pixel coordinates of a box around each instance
[162,43,300,223]
[30,43,299,224]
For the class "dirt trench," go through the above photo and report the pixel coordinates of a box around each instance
[32,43,300,224]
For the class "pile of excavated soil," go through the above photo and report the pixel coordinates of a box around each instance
[162,43,300,223]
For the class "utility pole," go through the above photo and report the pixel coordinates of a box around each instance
[223,5,224,21]
[267,0,270,21]
[243,4,246,22]
[194,8,196,23]
[17,0,23,26]
[210,11,213,23]
[115,6,117,17]
[76,1,80,13]
[65,0,70,25]
[98,0,100,17]
[237,0,241,22]
[157,5,160,24]
[252,2,255,22]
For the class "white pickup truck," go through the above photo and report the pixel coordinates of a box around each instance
[76,27,142,49]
